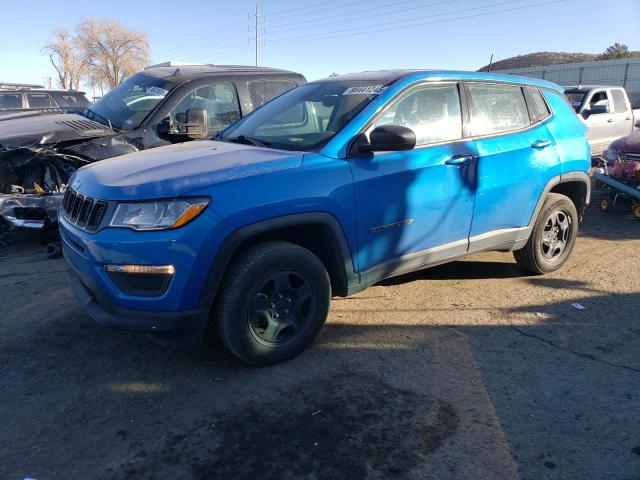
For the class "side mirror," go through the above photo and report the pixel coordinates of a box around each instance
[359,125,416,153]
[185,108,209,139]
[584,104,609,117]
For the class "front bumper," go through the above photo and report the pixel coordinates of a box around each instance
[67,265,205,336]
[59,203,233,338]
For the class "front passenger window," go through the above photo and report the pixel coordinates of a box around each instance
[587,91,609,112]
[373,83,462,145]
[171,83,241,134]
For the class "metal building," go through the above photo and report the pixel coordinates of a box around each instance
[493,58,640,106]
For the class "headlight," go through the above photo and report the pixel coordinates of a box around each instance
[109,197,209,231]
[603,148,618,161]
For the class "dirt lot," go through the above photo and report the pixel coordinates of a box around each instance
[1,204,639,480]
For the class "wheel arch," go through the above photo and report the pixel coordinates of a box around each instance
[529,172,591,227]
[198,212,357,317]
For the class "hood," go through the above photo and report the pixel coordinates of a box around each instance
[72,140,304,200]
[610,130,640,154]
[0,112,113,148]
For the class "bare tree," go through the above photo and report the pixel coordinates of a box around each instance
[600,43,632,60]
[77,18,149,89]
[43,28,88,90]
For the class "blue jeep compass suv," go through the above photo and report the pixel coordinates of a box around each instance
[60,70,590,365]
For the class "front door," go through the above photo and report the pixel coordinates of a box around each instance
[349,82,477,274]
[581,89,615,156]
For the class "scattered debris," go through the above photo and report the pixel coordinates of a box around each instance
[311,409,323,416]
[571,303,586,310]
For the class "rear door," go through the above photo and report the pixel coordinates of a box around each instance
[466,82,561,248]
[609,88,634,140]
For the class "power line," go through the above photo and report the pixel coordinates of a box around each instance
[265,0,459,36]
[152,18,248,60]
[267,0,566,45]
[262,0,352,17]
[263,0,377,23]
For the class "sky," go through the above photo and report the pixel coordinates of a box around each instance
[1,0,639,93]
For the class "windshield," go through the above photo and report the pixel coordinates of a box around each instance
[86,73,176,131]
[564,90,587,112]
[220,81,388,151]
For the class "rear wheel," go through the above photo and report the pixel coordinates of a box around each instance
[514,193,578,274]
[215,241,331,366]
[633,204,640,219]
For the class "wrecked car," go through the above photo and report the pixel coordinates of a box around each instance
[0,63,306,248]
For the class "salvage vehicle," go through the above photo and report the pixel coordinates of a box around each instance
[597,128,640,217]
[564,85,634,157]
[0,86,90,116]
[0,64,305,240]
[60,70,591,366]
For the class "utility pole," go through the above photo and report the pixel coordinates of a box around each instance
[487,53,494,72]
[250,5,262,67]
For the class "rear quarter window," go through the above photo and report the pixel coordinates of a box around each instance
[248,80,298,109]
[525,86,551,123]
[467,83,530,136]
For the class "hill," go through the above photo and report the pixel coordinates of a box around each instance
[478,51,640,71]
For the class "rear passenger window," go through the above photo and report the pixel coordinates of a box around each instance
[611,89,628,113]
[248,81,298,109]
[374,83,462,145]
[0,92,22,109]
[27,93,56,109]
[525,87,551,123]
[468,83,530,136]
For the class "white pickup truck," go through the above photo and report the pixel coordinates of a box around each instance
[564,85,635,157]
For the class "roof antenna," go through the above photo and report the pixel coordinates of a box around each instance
[173,68,180,76]
[487,53,494,72]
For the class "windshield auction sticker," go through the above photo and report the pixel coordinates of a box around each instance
[342,85,388,95]
[146,86,169,97]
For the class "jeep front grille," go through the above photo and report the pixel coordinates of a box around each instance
[62,188,108,232]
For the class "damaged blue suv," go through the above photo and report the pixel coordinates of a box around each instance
[60,70,590,365]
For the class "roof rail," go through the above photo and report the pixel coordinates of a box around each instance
[0,82,45,90]
[144,61,208,70]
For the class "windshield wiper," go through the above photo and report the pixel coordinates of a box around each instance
[81,108,120,132]
[226,135,271,148]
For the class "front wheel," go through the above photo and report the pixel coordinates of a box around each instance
[514,193,579,274]
[215,241,331,366]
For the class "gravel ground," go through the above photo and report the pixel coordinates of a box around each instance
[0,205,639,480]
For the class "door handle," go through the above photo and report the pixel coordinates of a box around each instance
[444,154,475,166]
[625,116,632,121]
[607,118,614,123]
[531,139,551,149]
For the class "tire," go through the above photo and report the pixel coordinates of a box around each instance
[514,193,579,274]
[215,241,331,366]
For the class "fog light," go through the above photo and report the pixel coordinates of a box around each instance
[104,265,175,297]
[104,264,175,275]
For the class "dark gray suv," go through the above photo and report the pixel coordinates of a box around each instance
[0,64,306,239]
